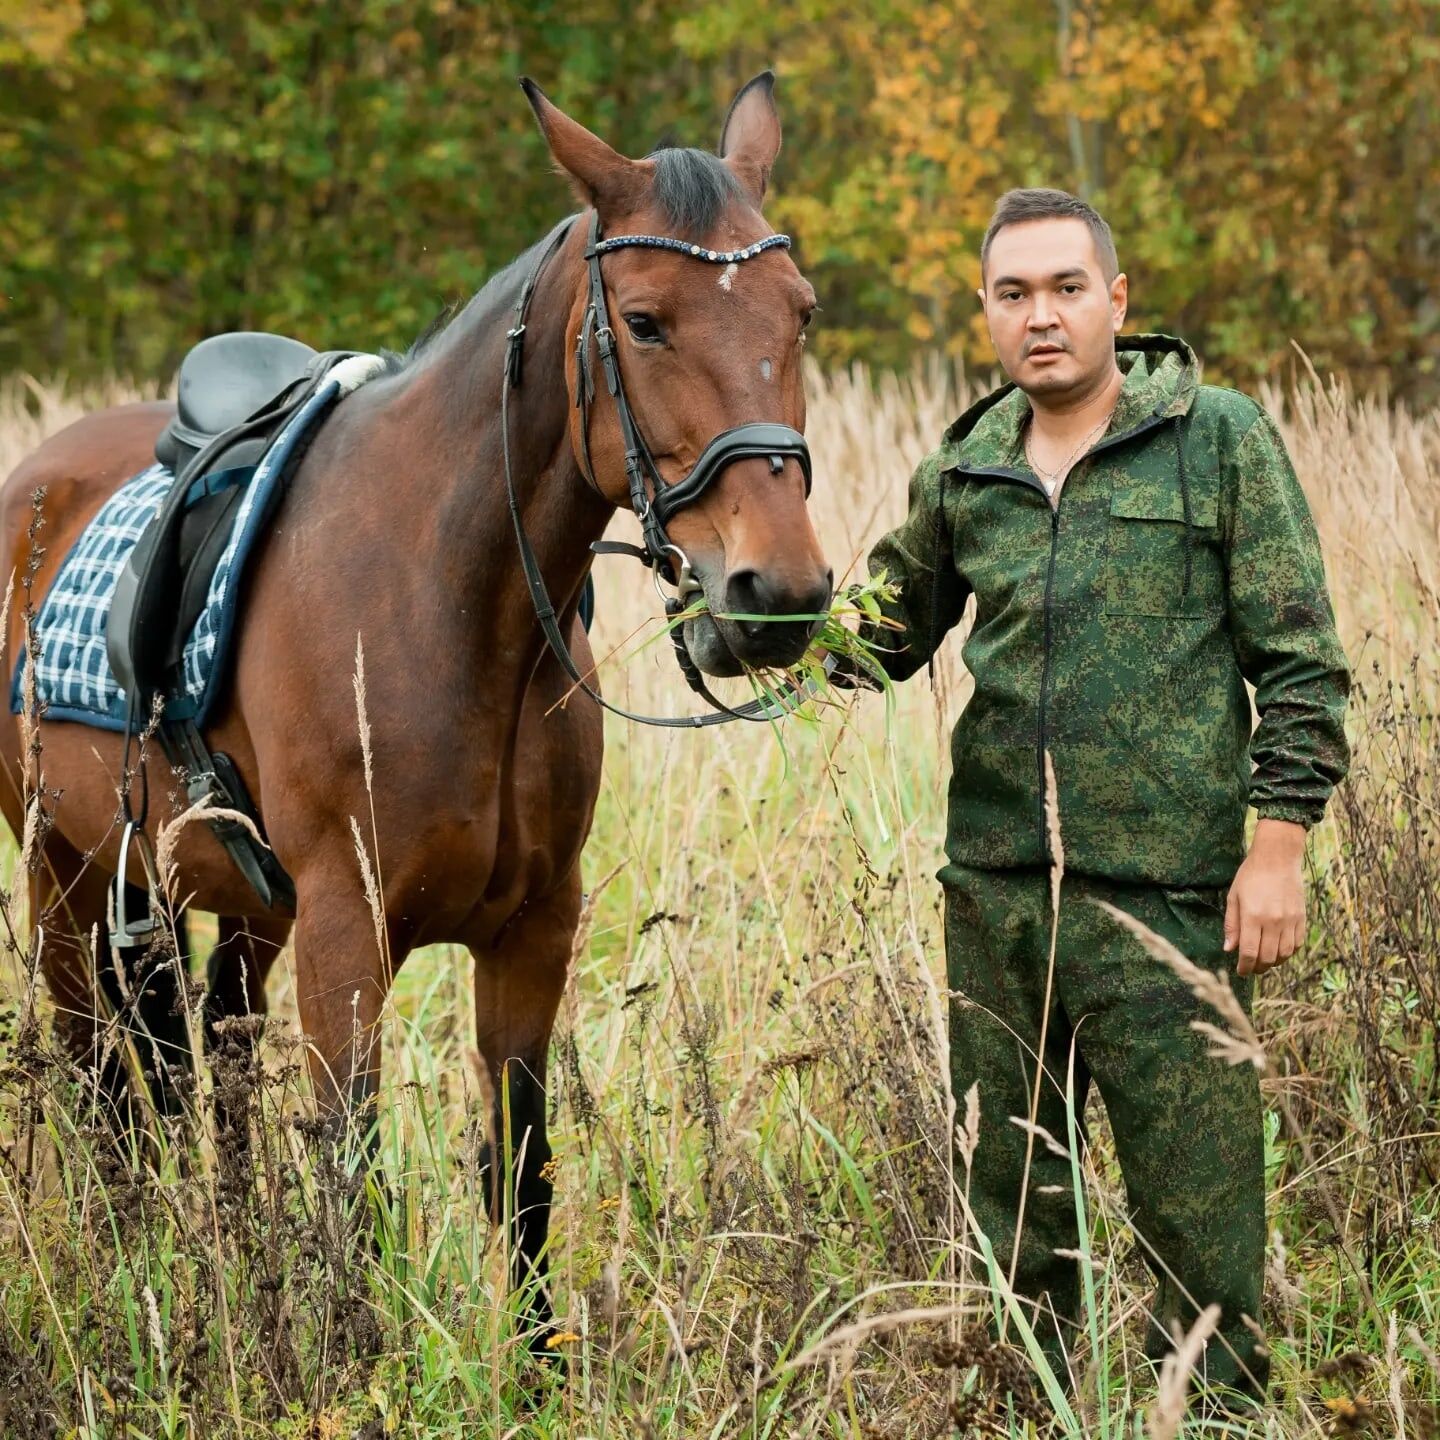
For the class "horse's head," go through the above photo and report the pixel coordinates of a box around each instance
[523,74,832,677]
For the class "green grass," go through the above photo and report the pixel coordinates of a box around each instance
[2,362,1439,1435]
[3,678,1438,1436]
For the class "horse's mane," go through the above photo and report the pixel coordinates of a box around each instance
[648,145,743,240]
[383,146,743,376]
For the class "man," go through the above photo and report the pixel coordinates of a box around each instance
[854,188,1351,1402]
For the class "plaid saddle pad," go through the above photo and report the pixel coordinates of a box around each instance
[11,375,354,731]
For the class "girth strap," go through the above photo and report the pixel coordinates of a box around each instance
[159,720,295,909]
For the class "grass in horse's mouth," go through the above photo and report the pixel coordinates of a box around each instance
[674,571,902,706]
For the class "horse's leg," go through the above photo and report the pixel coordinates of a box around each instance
[25,831,195,1130]
[471,875,579,1350]
[290,880,399,1140]
[204,914,291,1146]
[205,912,290,1054]
[119,887,195,1120]
[27,837,123,1106]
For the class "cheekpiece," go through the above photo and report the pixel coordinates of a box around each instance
[589,233,792,263]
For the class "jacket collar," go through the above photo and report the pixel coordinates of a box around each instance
[938,333,1201,474]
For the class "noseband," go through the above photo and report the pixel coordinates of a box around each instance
[501,211,827,728]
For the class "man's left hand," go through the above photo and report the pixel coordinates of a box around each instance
[1223,818,1308,976]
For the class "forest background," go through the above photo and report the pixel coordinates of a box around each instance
[2,0,1437,400]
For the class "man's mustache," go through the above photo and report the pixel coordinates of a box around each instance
[1024,334,1073,356]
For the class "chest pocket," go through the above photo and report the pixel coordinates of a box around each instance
[1104,481,1221,617]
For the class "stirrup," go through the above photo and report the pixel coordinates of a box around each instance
[112,820,163,955]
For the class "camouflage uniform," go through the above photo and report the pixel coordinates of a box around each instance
[864,335,1351,1397]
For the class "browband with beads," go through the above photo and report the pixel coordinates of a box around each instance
[588,233,792,263]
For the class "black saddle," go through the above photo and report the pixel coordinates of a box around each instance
[154,331,318,478]
[111,332,354,709]
[104,331,360,913]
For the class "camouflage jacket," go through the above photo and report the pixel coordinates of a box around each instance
[866,333,1352,887]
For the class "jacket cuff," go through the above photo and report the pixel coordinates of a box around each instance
[1252,800,1321,828]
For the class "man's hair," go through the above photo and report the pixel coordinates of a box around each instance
[980,188,1119,284]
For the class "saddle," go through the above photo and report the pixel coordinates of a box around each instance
[110,333,350,705]
[106,331,362,925]
[155,330,320,478]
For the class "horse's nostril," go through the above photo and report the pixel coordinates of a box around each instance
[725,567,834,645]
[803,571,835,619]
[725,569,773,638]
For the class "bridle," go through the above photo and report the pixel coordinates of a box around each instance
[501,210,830,728]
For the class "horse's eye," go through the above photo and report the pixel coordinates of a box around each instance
[624,314,665,345]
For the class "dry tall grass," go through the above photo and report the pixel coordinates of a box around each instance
[0,356,1436,1438]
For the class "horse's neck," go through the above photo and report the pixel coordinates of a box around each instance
[385,243,610,688]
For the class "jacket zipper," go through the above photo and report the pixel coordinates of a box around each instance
[1036,501,1060,857]
[948,406,1172,860]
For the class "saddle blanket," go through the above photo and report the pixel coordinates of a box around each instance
[11,370,367,731]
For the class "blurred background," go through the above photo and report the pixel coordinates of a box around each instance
[2,0,1437,399]
[3,5,1440,1433]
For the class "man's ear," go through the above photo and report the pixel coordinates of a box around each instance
[520,77,648,215]
[719,71,782,208]
[1110,272,1129,332]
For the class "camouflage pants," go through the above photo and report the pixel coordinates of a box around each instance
[943,864,1268,1400]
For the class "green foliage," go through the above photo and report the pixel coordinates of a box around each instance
[3,668,1439,1435]
[676,570,900,709]
[0,1,1437,394]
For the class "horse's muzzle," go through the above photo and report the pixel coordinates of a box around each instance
[705,565,833,670]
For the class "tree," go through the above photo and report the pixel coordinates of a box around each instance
[2,0,1435,398]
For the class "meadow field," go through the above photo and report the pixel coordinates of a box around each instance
[0,356,1437,1438]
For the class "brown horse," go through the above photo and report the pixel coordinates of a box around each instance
[0,74,829,1338]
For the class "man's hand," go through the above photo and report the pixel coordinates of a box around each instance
[1223,818,1308,976]
[815,641,884,692]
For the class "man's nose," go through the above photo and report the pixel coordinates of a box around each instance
[1028,297,1057,329]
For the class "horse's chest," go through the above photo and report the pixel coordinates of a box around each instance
[498,734,600,878]
[360,666,602,941]
[437,718,601,913]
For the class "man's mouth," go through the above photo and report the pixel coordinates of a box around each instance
[1028,342,1066,357]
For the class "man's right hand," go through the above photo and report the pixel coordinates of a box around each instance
[818,646,885,692]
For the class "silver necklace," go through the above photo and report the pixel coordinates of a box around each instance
[1025,411,1112,493]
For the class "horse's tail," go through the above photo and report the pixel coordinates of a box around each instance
[95,884,194,1122]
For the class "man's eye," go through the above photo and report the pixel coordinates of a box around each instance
[1001,291,1022,302]
[624,314,665,344]
[1061,284,1082,295]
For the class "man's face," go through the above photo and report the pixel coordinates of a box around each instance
[978,218,1128,400]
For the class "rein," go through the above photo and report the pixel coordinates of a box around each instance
[501,211,830,728]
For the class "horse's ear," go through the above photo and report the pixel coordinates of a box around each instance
[520,77,647,214]
[719,71,781,208]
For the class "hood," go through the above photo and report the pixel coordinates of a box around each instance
[938,333,1202,473]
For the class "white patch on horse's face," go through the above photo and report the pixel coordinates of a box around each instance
[717,261,739,293]
[759,357,773,382]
